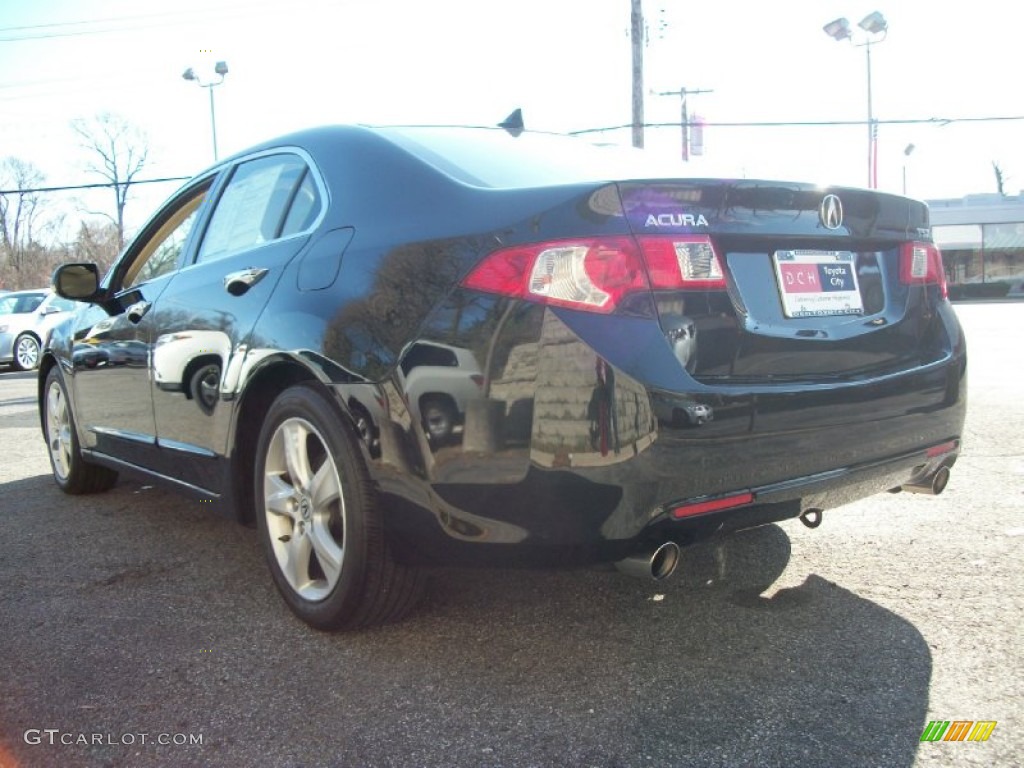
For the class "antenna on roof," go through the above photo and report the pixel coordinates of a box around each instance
[498,108,524,137]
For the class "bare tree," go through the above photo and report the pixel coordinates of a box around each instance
[992,161,1008,197]
[72,220,121,273]
[0,156,46,273]
[71,112,149,249]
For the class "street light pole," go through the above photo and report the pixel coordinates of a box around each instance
[183,61,229,162]
[823,12,888,189]
[207,86,219,161]
[630,0,645,149]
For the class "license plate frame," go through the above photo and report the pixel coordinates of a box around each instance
[772,250,864,318]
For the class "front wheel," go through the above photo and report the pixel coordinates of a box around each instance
[43,367,118,494]
[255,384,423,630]
[14,334,40,371]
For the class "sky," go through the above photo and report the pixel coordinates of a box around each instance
[1,0,1023,238]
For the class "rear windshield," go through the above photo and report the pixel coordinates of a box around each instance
[377,126,690,189]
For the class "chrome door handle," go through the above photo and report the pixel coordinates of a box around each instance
[224,267,269,296]
[126,300,151,323]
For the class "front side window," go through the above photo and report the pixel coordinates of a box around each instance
[123,189,208,290]
[42,296,77,314]
[197,154,320,264]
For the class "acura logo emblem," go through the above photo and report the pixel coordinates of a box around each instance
[820,194,843,230]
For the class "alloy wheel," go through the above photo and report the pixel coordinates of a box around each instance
[262,417,346,601]
[45,379,73,481]
[15,335,40,370]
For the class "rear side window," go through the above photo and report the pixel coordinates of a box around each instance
[280,171,321,237]
[197,154,321,263]
[0,293,46,313]
[400,343,458,375]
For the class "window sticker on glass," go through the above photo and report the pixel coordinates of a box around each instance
[772,250,864,317]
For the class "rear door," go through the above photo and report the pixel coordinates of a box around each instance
[147,150,325,492]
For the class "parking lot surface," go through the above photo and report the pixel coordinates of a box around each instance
[0,303,1021,768]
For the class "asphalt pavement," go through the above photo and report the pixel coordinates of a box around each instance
[0,303,1021,768]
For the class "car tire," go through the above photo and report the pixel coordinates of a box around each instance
[255,384,423,630]
[13,333,40,371]
[189,362,221,415]
[421,396,456,443]
[42,367,119,494]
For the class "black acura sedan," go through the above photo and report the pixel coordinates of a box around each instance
[40,125,966,629]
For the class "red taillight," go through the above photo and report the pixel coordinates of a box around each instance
[463,234,728,312]
[900,242,948,300]
[636,235,726,290]
[462,237,649,313]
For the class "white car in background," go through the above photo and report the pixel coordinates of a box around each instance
[0,290,77,371]
[399,341,484,442]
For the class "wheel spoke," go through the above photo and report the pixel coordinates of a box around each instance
[309,460,340,510]
[282,531,313,591]
[264,474,298,520]
[283,421,313,490]
[308,520,343,586]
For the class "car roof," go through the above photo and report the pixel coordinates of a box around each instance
[4,289,49,297]
[210,124,694,191]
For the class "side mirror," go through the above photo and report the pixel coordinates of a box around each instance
[53,263,101,301]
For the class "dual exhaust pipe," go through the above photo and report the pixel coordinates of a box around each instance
[615,541,681,581]
[901,465,951,496]
[617,464,953,579]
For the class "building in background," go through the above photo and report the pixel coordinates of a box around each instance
[929,194,1024,299]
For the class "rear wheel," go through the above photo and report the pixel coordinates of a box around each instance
[13,334,40,371]
[255,384,423,630]
[42,367,118,494]
[421,396,456,443]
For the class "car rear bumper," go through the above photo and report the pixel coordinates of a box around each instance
[374,307,966,568]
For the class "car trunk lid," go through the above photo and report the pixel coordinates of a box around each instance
[617,180,949,384]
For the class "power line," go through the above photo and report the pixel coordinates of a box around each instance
[0,0,329,42]
[569,114,1024,135]
[0,176,190,196]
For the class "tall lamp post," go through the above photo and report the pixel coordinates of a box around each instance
[823,12,888,189]
[182,61,229,162]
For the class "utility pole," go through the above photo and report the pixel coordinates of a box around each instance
[630,0,644,148]
[655,87,713,160]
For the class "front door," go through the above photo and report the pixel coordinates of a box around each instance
[71,182,211,466]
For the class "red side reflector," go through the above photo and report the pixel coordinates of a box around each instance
[671,492,754,519]
[927,440,957,458]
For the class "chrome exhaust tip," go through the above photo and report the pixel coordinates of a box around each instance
[615,541,681,581]
[799,508,823,528]
[902,465,951,495]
